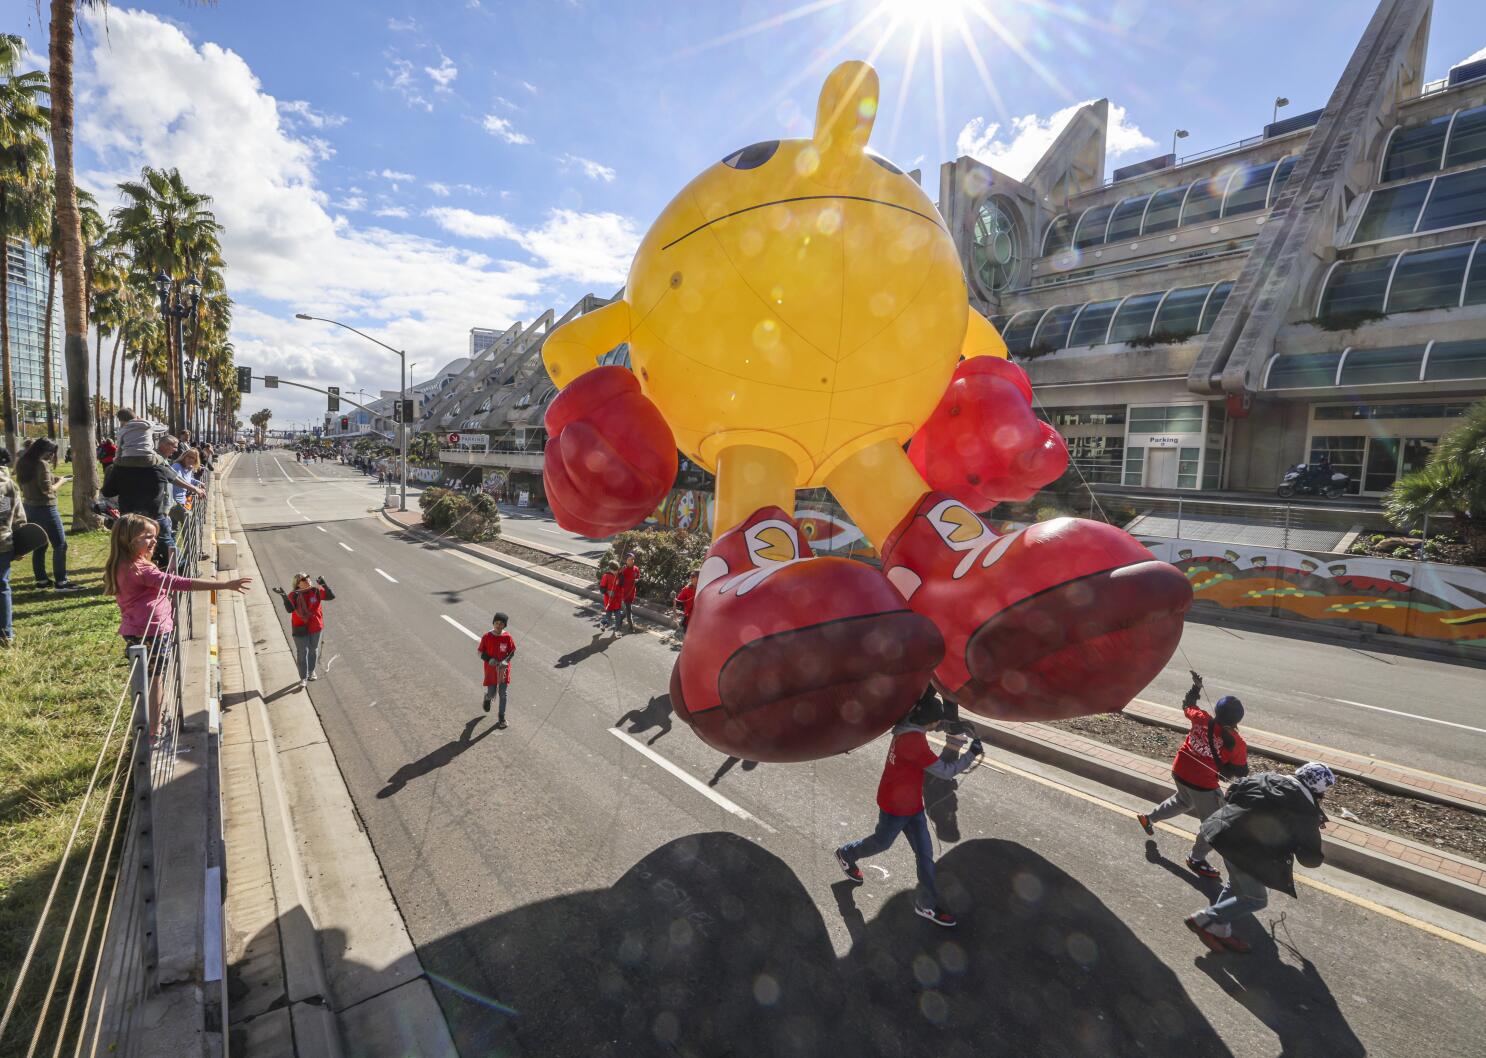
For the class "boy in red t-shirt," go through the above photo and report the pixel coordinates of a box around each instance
[1137,671,1249,879]
[478,612,517,728]
[673,571,698,635]
[618,552,641,632]
[835,687,981,927]
[598,564,624,633]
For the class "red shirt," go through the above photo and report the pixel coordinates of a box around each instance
[619,564,640,603]
[674,584,696,617]
[478,630,516,686]
[600,572,623,611]
[875,730,940,815]
[288,587,330,635]
[1172,705,1247,790]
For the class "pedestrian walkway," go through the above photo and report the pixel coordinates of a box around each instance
[1125,698,1486,813]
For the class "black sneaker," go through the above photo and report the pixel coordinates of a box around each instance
[1136,813,1154,836]
[483,698,491,713]
[915,905,957,928]
[33,579,53,590]
[835,847,863,883]
[1186,856,1222,880]
[495,719,508,729]
[53,580,79,592]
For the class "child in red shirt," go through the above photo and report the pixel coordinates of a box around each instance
[1137,671,1249,879]
[618,552,641,632]
[674,571,698,634]
[598,565,624,633]
[835,687,981,927]
[478,612,516,727]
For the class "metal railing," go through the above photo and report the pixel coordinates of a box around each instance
[0,471,224,1056]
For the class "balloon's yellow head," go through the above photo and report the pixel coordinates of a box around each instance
[623,60,969,487]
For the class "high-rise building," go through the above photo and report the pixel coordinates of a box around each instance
[4,237,65,422]
[469,327,502,359]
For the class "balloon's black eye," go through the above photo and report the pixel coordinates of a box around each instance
[722,141,779,170]
[869,152,904,174]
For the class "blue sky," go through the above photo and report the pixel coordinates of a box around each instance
[14,1,1486,428]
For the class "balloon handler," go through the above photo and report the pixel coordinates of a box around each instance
[538,59,1193,763]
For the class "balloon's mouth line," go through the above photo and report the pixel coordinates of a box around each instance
[661,195,941,251]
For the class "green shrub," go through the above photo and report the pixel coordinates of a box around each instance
[453,492,502,542]
[601,527,711,604]
[420,487,471,533]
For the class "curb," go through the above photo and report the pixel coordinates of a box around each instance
[970,718,1486,923]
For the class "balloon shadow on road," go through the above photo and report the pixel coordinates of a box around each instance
[555,633,616,669]
[376,716,498,798]
[615,694,673,744]
[415,834,1236,1058]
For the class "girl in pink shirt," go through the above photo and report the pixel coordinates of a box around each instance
[104,514,251,734]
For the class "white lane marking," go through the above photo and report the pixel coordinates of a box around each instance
[316,526,327,533]
[1309,695,1486,736]
[441,614,481,641]
[338,542,354,552]
[374,568,398,583]
[276,456,293,481]
[609,728,777,833]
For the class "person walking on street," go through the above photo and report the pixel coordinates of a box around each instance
[1136,671,1248,879]
[835,686,982,927]
[598,562,624,633]
[104,513,250,734]
[1185,762,1334,954]
[275,573,335,688]
[478,611,517,728]
[13,438,76,590]
[674,570,698,635]
[619,552,641,632]
[0,455,28,647]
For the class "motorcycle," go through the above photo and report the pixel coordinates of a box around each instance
[1277,463,1349,499]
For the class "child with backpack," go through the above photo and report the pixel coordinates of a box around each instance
[598,563,624,633]
[478,612,516,728]
[1136,671,1248,879]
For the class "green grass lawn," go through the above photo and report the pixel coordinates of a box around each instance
[0,463,134,1050]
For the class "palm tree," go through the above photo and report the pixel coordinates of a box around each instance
[48,0,104,527]
[0,34,51,456]
[250,407,272,444]
[1385,400,1486,564]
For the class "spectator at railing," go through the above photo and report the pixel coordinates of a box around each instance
[13,437,75,591]
[104,513,250,734]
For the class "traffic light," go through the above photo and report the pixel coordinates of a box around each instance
[340,415,350,431]
[392,398,414,424]
[328,385,340,413]
[236,366,251,393]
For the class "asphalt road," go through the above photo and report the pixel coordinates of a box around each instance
[230,448,1484,1058]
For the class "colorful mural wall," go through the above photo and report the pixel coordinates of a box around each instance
[1141,538,1486,648]
[647,488,880,559]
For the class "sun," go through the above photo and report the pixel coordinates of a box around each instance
[883,0,972,30]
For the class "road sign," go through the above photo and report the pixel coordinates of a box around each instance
[328,385,340,412]
[265,375,279,389]
[236,366,251,393]
[447,432,460,445]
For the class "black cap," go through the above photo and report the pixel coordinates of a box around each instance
[493,612,509,625]
[907,685,945,727]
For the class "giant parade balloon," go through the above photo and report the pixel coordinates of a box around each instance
[540,60,1192,762]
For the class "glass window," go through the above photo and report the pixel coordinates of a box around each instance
[1002,308,1049,355]
[1042,214,1074,256]
[1417,167,1486,232]
[1128,405,1204,432]
[1152,284,1212,338]
[1318,257,1393,321]
[1223,161,1278,217]
[1364,437,1402,493]
[1309,436,1364,494]
[1142,184,1188,234]
[1354,181,1430,242]
[1180,175,1225,226]
[1073,204,1115,249]
[1066,436,1125,484]
[1105,196,1149,242]
[1400,437,1437,477]
[1444,104,1486,169]
[1177,447,1201,489]
[1198,280,1234,333]
[1386,243,1473,312]
[1031,304,1081,352]
[1424,338,1486,380]
[1268,156,1299,208]
[1107,291,1164,344]
[1067,299,1121,346]
[1266,353,1343,389]
[1314,402,1468,420]
[1381,115,1451,181]
[1047,405,1126,428]
[1466,243,1486,305]
[1123,446,1145,486]
[988,315,1009,334]
[1338,345,1426,386]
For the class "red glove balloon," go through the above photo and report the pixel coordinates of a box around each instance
[908,358,1068,509]
[543,366,678,537]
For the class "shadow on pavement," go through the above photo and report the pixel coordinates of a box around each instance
[615,694,673,745]
[1144,839,1223,904]
[923,774,960,844]
[377,717,498,798]
[417,834,1236,1058]
[708,756,757,786]
[555,633,615,669]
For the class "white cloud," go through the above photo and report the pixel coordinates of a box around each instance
[73,8,627,424]
[376,168,416,182]
[385,57,431,112]
[387,17,416,32]
[520,80,538,95]
[425,54,458,90]
[427,181,451,197]
[278,99,347,129]
[426,207,639,286]
[426,207,520,240]
[955,100,1155,180]
[374,206,410,218]
[482,114,532,145]
[561,154,616,182]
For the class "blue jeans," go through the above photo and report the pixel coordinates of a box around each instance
[484,682,508,720]
[1200,863,1269,925]
[842,809,939,908]
[294,630,322,679]
[23,503,67,583]
[0,551,12,639]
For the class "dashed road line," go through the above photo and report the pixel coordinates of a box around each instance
[374,568,398,583]
[1301,693,1486,736]
[317,525,327,533]
[440,614,480,641]
[609,728,776,833]
[338,542,354,553]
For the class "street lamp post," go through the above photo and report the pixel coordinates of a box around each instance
[155,273,202,437]
[1172,128,1189,159]
[1273,96,1291,125]
[294,313,409,511]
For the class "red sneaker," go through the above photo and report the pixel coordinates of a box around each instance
[879,493,1192,722]
[1217,933,1252,954]
[1184,915,1227,953]
[670,507,943,763]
